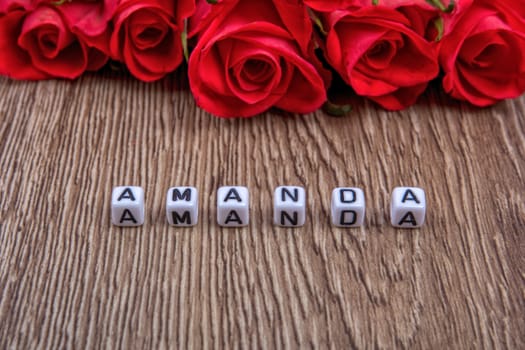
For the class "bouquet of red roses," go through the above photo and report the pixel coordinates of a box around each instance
[1,0,524,117]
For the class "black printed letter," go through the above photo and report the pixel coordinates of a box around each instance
[118,188,136,201]
[340,189,356,203]
[281,188,299,202]
[172,188,191,201]
[281,211,298,226]
[172,211,191,225]
[120,209,137,224]
[401,189,420,204]
[224,210,242,225]
[340,210,357,225]
[224,188,242,202]
[398,212,417,226]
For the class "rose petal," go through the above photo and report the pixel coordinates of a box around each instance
[440,1,525,106]
[275,60,327,113]
[0,10,48,79]
[188,0,327,117]
[18,6,88,78]
[129,11,169,50]
[368,82,429,110]
[111,3,183,81]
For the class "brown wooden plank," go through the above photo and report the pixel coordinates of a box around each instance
[0,72,524,348]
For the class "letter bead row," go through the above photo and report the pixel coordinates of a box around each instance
[111,186,426,228]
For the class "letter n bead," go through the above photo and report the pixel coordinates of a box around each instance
[111,186,145,226]
[166,187,198,226]
[390,187,426,228]
[274,186,306,227]
[217,186,249,227]
[331,188,365,227]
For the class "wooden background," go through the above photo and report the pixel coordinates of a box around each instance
[0,71,524,349]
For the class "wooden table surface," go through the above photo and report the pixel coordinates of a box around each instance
[1,71,524,349]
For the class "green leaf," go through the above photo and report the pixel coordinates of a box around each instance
[426,0,455,12]
[444,0,455,13]
[307,8,327,35]
[434,17,444,42]
[323,101,352,117]
[181,19,189,62]
[426,0,441,11]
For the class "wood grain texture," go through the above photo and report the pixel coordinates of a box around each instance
[0,71,524,349]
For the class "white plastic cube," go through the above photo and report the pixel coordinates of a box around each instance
[166,187,198,226]
[111,186,144,226]
[217,186,249,227]
[331,187,365,227]
[390,187,426,228]
[274,186,306,227]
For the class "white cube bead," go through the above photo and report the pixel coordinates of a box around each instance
[274,186,306,227]
[390,187,426,228]
[166,187,198,226]
[217,186,249,227]
[331,187,365,227]
[111,186,144,226]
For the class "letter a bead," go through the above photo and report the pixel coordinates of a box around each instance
[217,186,249,227]
[111,186,145,226]
[390,187,426,228]
[166,187,198,226]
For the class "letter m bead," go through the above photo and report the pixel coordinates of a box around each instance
[166,187,199,226]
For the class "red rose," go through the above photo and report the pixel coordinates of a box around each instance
[188,0,328,118]
[60,0,116,55]
[439,0,525,106]
[110,0,195,82]
[0,1,108,80]
[322,3,440,110]
[303,0,357,12]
